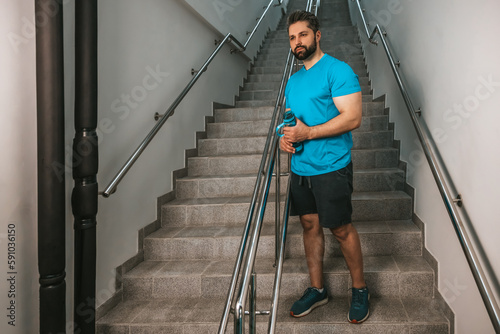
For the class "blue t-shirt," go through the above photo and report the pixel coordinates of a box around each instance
[285,53,361,176]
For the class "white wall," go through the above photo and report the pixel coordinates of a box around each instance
[0,0,286,331]
[183,0,284,58]
[0,1,39,333]
[348,0,500,333]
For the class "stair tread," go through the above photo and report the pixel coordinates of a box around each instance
[238,88,276,92]
[196,144,398,159]
[146,218,419,241]
[178,167,404,181]
[177,166,403,176]
[250,61,366,68]
[97,296,448,327]
[195,145,397,152]
[215,100,383,112]
[233,96,373,106]
[239,86,370,94]
[124,254,431,280]
[211,112,385,125]
[164,190,411,207]
[207,119,391,131]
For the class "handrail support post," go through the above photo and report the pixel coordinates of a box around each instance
[234,300,244,334]
[249,272,257,334]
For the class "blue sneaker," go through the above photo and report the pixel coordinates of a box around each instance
[348,287,370,323]
[290,287,328,318]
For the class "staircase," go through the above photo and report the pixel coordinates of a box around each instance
[96,0,452,333]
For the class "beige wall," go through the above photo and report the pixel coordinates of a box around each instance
[0,1,38,333]
[348,0,500,333]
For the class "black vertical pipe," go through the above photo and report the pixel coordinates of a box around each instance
[35,0,66,333]
[73,0,98,333]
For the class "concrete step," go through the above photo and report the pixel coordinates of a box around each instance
[161,194,285,227]
[214,106,275,123]
[175,168,405,199]
[245,64,368,81]
[248,62,367,77]
[120,254,432,301]
[144,218,417,261]
[234,94,372,107]
[214,100,384,123]
[255,50,363,62]
[263,28,360,38]
[213,103,382,124]
[198,137,399,169]
[262,36,360,48]
[198,116,388,156]
[161,191,412,227]
[177,168,404,198]
[97,295,449,334]
[258,43,363,56]
[256,44,363,60]
[318,18,354,27]
[253,54,365,67]
[236,89,277,100]
[205,120,393,148]
[265,28,358,40]
[268,26,358,39]
[237,86,371,100]
[188,153,288,177]
[241,77,371,93]
[175,173,288,199]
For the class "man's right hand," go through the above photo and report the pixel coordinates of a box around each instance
[279,137,296,154]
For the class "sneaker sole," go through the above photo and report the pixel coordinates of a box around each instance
[347,309,370,324]
[348,290,370,324]
[290,297,328,318]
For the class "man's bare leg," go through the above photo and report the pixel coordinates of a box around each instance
[300,213,325,289]
[330,223,365,289]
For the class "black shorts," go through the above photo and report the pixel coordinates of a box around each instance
[290,162,353,229]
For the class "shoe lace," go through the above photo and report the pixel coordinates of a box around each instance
[350,288,365,309]
[300,287,319,302]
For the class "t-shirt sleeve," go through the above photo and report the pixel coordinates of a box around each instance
[329,62,361,98]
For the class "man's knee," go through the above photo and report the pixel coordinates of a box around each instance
[300,214,320,231]
[331,223,355,241]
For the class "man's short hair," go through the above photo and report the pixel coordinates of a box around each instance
[287,10,320,34]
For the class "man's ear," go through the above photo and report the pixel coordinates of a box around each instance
[316,30,321,43]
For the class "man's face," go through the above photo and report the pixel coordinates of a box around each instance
[288,21,318,61]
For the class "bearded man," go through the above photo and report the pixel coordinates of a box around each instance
[280,10,370,324]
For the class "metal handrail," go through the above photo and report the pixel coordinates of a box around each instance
[218,1,320,332]
[351,1,500,331]
[100,0,283,197]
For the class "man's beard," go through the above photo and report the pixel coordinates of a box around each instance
[292,36,317,60]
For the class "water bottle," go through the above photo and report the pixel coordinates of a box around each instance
[276,110,303,152]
